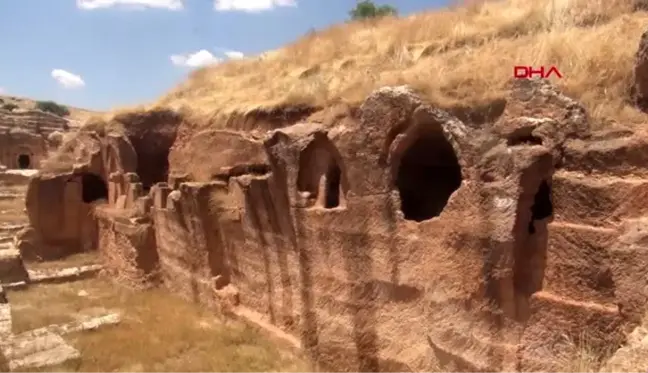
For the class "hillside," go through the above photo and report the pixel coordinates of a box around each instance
[150,0,648,131]
[0,95,97,124]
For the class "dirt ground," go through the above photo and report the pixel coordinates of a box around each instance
[5,274,309,372]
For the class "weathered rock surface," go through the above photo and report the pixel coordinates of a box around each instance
[603,326,648,372]
[21,75,648,372]
[1,331,80,371]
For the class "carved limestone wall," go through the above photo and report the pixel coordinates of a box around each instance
[0,109,71,169]
[27,80,648,371]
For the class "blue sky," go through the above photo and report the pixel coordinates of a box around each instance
[0,0,449,111]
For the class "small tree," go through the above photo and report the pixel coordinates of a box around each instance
[349,0,398,20]
[35,100,70,117]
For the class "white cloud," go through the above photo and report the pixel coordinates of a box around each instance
[0,87,4,94]
[77,0,183,10]
[51,69,86,89]
[214,0,296,12]
[170,50,222,68]
[224,50,244,59]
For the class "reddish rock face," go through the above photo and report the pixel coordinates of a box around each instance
[21,78,648,371]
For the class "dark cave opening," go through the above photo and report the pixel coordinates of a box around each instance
[80,173,109,204]
[527,180,553,234]
[512,178,553,321]
[396,131,462,222]
[17,154,30,169]
[324,162,341,208]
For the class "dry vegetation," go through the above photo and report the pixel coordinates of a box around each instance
[0,95,97,123]
[6,277,309,372]
[153,0,648,130]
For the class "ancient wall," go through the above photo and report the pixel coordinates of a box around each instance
[129,80,633,371]
[0,109,70,169]
[24,79,648,371]
[96,211,157,288]
[20,131,139,259]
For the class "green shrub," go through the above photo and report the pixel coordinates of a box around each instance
[35,100,70,117]
[349,0,397,20]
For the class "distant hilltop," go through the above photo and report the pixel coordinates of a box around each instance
[0,95,97,123]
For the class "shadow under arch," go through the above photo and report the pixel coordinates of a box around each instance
[386,111,465,222]
[17,153,31,169]
[78,172,109,204]
[296,132,350,209]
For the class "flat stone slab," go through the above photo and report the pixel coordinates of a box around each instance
[2,330,80,371]
[2,281,27,290]
[0,224,26,233]
[26,312,122,338]
[28,264,102,284]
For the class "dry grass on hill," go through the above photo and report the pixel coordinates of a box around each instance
[155,0,648,129]
[0,95,97,122]
[6,277,309,372]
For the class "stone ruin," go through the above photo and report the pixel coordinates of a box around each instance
[0,108,69,170]
[14,77,648,371]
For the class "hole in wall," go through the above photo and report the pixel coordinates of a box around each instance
[395,131,462,221]
[528,180,553,234]
[506,127,543,146]
[80,173,109,203]
[508,134,543,146]
[512,178,553,320]
[297,136,347,209]
[17,154,30,169]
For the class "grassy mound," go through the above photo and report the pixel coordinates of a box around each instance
[156,0,647,129]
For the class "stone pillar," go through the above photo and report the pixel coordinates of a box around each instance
[108,172,123,205]
[152,183,171,209]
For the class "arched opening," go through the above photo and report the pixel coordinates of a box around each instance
[395,131,462,221]
[80,173,108,203]
[324,163,341,208]
[17,154,30,169]
[296,136,347,209]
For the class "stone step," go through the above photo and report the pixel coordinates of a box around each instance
[544,220,618,305]
[1,330,80,371]
[27,264,103,285]
[563,135,648,177]
[426,323,519,372]
[606,218,648,318]
[0,194,23,201]
[552,170,648,227]
[519,290,623,371]
[0,247,28,284]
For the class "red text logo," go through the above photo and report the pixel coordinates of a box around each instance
[513,66,562,79]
